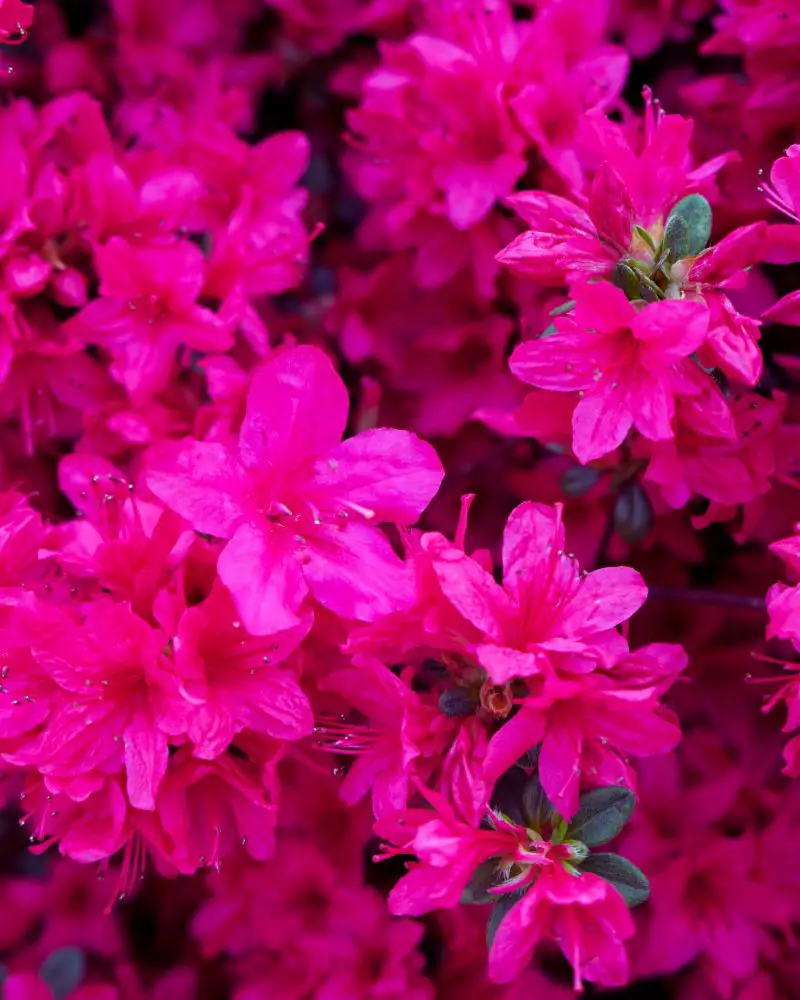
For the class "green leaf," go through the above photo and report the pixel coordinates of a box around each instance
[561,465,600,497]
[540,322,558,338]
[666,194,712,256]
[633,225,657,253]
[611,261,641,300]
[40,948,86,1000]
[461,859,500,904]
[486,892,525,948]
[549,298,577,317]
[568,786,635,847]
[491,767,528,826]
[521,772,555,830]
[438,688,475,717]
[613,482,653,544]
[661,212,690,262]
[581,853,650,907]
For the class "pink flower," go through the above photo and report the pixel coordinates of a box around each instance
[423,500,646,683]
[67,238,234,401]
[315,655,453,818]
[510,283,711,463]
[162,581,313,757]
[497,93,734,285]
[489,863,635,989]
[384,792,545,918]
[483,659,684,819]
[145,747,279,873]
[146,345,443,634]
[49,455,194,620]
[6,600,173,811]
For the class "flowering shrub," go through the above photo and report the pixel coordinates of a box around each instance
[0,1,798,998]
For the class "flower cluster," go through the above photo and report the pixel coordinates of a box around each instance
[0,1,799,998]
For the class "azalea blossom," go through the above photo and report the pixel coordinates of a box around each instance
[146,344,444,633]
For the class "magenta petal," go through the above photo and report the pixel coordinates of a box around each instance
[424,532,515,641]
[763,289,800,326]
[484,706,546,784]
[488,888,543,983]
[303,521,414,622]
[539,711,583,819]
[572,383,633,463]
[311,428,444,524]
[244,671,313,741]
[146,440,249,538]
[561,567,647,636]
[476,644,545,684]
[502,501,564,604]
[238,345,349,471]
[123,712,168,811]
[762,223,800,265]
[218,523,308,634]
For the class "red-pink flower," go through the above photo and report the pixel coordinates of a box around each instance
[497,94,735,285]
[315,655,453,817]
[423,500,646,681]
[6,600,173,811]
[489,863,635,989]
[510,284,711,463]
[68,238,234,401]
[146,345,443,634]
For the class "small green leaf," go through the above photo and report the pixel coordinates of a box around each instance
[549,298,577,317]
[561,465,600,497]
[633,225,657,253]
[611,261,641,300]
[568,786,635,847]
[461,859,500,904]
[540,322,558,338]
[39,948,86,1000]
[661,212,690,262]
[666,194,712,256]
[581,853,650,907]
[491,767,528,826]
[613,482,653,544]
[486,892,525,948]
[522,772,555,830]
[438,688,475,717]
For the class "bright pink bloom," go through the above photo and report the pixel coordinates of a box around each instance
[424,500,647,683]
[147,345,443,633]
[162,581,313,757]
[510,284,711,463]
[315,655,453,817]
[68,238,234,401]
[6,600,173,810]
[489,864,635,989]
[483,655,684,818]
[145,747,279,873]
[497,95,735,285]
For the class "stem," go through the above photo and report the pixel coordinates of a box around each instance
[649,586,766,611]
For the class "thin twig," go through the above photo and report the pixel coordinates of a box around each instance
[649,586,766,611]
